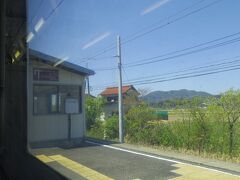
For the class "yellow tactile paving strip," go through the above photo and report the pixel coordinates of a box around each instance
[36,154,113,180]
[170,163,240,180]
[36,154,55,163]
[36,154,240,180]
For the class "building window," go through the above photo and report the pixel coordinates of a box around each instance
[107,96,118,103]
[33,85,82,115]
[33,68,59,81]
[33,85,58,114]
[58,85,80,114]
[50,94,58,113]
[107,97,112,102]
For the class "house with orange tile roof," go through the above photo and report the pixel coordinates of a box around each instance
[100,85,140,117]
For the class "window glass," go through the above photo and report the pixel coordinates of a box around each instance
[107,97,111,102]
[59,85,80,114]
[33,85,81,114]
[50,94,58,113]
[33,85,58,114]
[107,96,118,102]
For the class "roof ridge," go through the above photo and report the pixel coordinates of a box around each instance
[106,85,132,89]
[100,85,135,96]
[29,48,95,76]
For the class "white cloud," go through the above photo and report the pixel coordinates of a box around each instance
[82,32,111,50]
[141,0,172,16]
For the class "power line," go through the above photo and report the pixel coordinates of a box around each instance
[81,0,223,62]
[45,0,65,21]
[80,0,206,62]
[122,57,240,83]
[125,31,240,66]
[80,45,116,63]
[123,0,207,41]
[77,56,115,64]
[13,0,45,42]
[122,0,223,45]
[91,65,240,91]
[94,33,240,71]
[128,63,240,84]
[94,66,116,71]
[122,66,130,84]
[132,66,240,86]
[92,56,240,89]
[124,36,240,68]
[29,0,44,25]
[94,56,240,86]
[16,0,65,41]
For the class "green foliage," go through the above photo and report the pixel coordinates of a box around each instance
[85,96,105,130]
[124,90,240,159]
[104,116,119,140]
[86,120,104,139]
[86,89,240,160]
[125,105,155,142]
[209,89,240,156]
[188,97,210,154]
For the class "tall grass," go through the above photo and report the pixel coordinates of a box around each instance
[124,108,240,160]
[87,91,240,161]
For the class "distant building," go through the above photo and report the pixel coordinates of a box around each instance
[100,85,140,118]
[28,49,95,147]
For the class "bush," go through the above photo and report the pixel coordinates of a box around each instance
[85,96,105,130]
[86,120,104,139]
[125,105,155,142]
[87,90,240,160]
[104,116,119,140]
[123,94,240,160]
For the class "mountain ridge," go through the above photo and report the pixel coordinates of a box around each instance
[141,89,213,103]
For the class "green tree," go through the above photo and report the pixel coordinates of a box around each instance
[188,97,210,154]
[206,97,227,154]
[85,96,105,130]
[174,99,192,150]
[104,116,119,140]
[125,104,155,142]
[211,90,240,156]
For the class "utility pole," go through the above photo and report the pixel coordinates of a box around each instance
[117,35,124,143]
[86,63,90,95]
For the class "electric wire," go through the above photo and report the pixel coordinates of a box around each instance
[80,0,223,62]
[103,57,240,86]
[125,37,240,68]
[125,32,240,66]
[91,65,240,92]
[94,33,240,71]
[132,66,240,86]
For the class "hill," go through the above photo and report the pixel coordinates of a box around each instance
[141,89,213,103]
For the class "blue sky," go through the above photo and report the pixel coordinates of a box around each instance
[28,0,240,95]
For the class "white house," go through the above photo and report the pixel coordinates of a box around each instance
[27,49,94,148]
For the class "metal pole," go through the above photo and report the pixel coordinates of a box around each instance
[117,35,124,143]
[86,63,90,95]
[68,114,71,142]
[87,77,90,95]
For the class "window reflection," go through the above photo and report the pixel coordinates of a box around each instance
[33,85,81,115]
[33,85,58,114]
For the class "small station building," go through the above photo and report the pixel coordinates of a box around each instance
[27,49,94,147]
